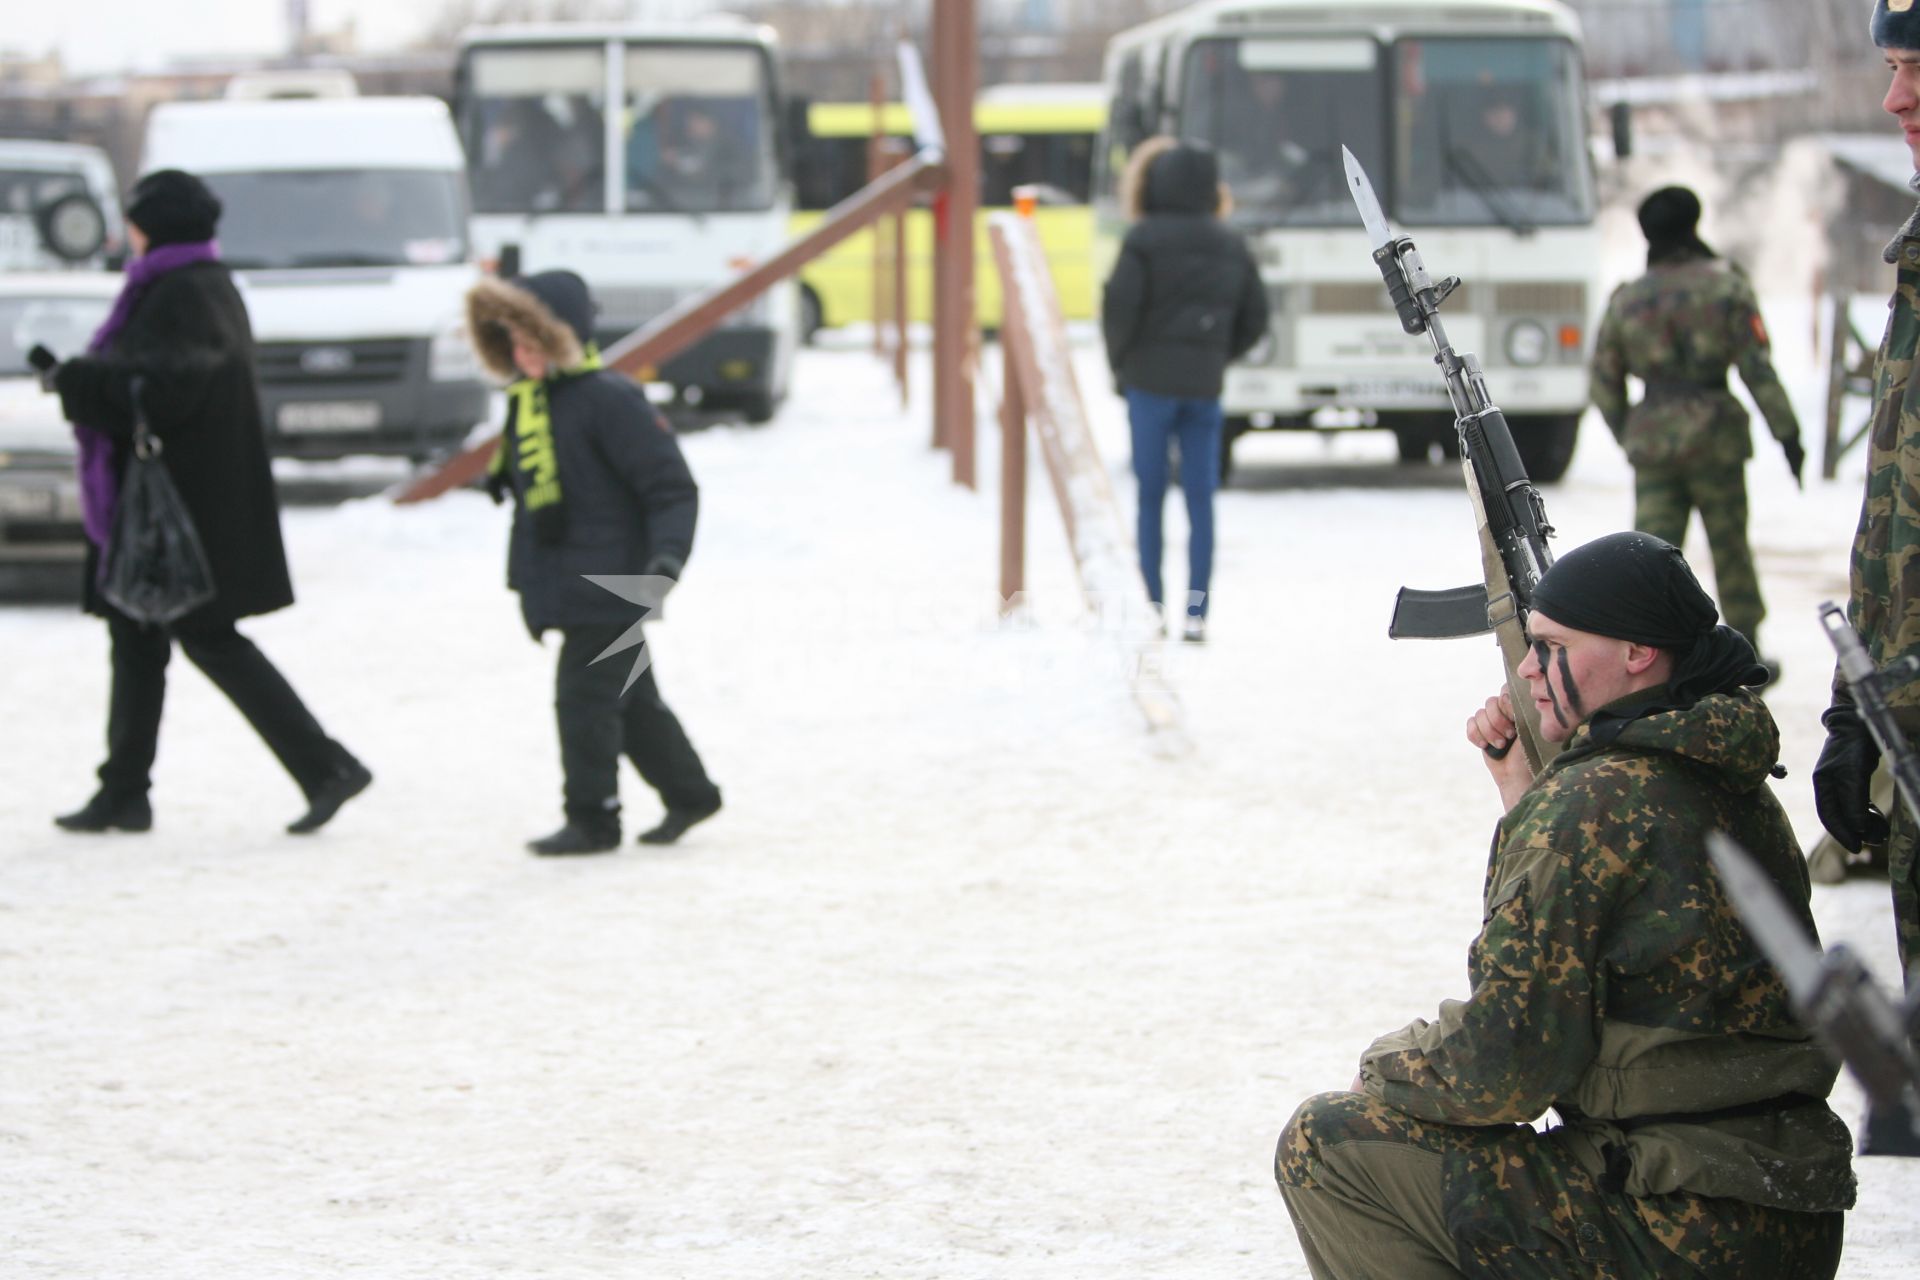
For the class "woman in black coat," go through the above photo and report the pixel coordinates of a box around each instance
[1102,138,1269,644]
[48,169,370,835]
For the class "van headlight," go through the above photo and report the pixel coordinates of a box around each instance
[430,320,481,382]
[1503,320,1549,367]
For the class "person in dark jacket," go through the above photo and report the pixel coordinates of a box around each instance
[46,168,371,836]
[468,270,722,855]
[1102,138,1268,643]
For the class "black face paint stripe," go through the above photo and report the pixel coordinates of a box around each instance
[1556,644,1585,722]
[1534,639,1570,729]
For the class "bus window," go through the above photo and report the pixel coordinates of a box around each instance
[465,46,606,215]
[624,46,775,214]
[979,131,1095,207]
[1391,38,1594,228]
[1180,37,1382,226]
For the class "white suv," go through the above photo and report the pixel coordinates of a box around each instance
[0,139,125,272]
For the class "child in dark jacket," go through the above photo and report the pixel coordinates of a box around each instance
[468,271,722,855]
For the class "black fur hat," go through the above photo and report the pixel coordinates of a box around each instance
[126,169,222,247]
[1636,185,1715,264]
[1874,0,1920,50]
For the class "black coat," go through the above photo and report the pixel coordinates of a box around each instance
[1102,147,1269,401]
[54,262,295,625]
[504,372,698,635]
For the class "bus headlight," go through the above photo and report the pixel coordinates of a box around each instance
[431,320,482,382]
[1503,320,1550,367]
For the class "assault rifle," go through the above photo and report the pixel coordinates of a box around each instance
[1703,603,1920,1157]
[1340,149,1558,774]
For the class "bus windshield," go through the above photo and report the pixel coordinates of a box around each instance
[1180,36,1385,228]
[462,41,777,216]
[1392,37,1594,229]
[199,170,468,269]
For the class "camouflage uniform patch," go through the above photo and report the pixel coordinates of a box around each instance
[1591,255,1799,639]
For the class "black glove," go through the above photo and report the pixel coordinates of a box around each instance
[1781,436,1806,488]
[26,343,59,392]
[637,554,682,613]
[1812,703,1889,853]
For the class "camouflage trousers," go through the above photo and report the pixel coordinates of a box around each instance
[1882,785,1920,1020]
[1633,463,1763,639]
[1274,1092,1843,1280]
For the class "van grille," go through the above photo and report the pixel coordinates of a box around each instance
[1496,283,1585,314]
[1310,282,1472,313]
[254,339,413,385]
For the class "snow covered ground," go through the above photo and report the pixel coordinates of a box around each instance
[3,253,1917,1273]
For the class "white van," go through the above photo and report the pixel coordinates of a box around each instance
[0,139,124,271]
[140,96,489,460]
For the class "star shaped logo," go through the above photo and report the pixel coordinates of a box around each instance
[581,574,677,693]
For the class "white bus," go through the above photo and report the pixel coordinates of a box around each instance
[454,20,800,423]
[1096,0,1599,481]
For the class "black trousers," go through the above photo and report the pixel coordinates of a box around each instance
[555,622,719,827]
[99,607,350,801]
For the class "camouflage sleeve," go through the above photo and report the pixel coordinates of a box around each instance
[1727,282,1800,445]
[1588,291,1629,441]
[1357,843,1597,1125]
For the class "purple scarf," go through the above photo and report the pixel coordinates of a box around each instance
[74,240,221,548]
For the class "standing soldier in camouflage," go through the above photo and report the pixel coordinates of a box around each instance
[1815,0,1920,1053]
[1275,533,1853,1279]
[1590,186,1805,681]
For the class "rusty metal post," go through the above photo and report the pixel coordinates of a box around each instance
[994,231,1028,613]
[894,162,910,408]
[931,0,978,486]
[869,72,887,359]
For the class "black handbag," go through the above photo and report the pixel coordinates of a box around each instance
[100,377,216,625]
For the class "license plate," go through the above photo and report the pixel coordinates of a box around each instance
[1329,378,1448,404]
[0,484,57,520]
[278,401,381,432]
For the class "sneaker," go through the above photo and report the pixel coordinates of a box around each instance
[54,791,152,834]
[528,821,622,856]
[288,759,373,835]
[637,800,721,846]
[1181,616,1207,644]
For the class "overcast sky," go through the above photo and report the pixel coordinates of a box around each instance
[6,1,453,75]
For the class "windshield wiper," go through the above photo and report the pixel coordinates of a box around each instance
[286,253,409,268]
[1444,147,1535,238]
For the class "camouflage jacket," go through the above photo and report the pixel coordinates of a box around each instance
[1845,192,1920,727]
[1590,254,1800,472]
[1360,690,1855,1214]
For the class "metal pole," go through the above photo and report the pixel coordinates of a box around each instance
[870,71,887,359]
[995,230,1028,613]
[931,0,979,485]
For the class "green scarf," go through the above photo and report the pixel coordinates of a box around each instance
[488,345,602,543]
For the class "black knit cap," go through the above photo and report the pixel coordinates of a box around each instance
[126,169,222,247]
[1636,185,1714,263]
[1531,531,1768,712]
[1874,0,1920,50]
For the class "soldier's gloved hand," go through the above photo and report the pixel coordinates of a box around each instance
[1782,436,1806,489]
[1813,703,1889,853]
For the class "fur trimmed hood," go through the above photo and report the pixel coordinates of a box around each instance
[1121,136,1233,222]
[466,271,594,380]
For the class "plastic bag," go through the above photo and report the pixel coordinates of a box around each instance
[100,381,216,625]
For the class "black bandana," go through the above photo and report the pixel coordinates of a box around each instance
[1531,532,1769,746]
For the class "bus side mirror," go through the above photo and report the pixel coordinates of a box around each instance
[1609,101,1633,160]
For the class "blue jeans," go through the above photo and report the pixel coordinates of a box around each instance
[1126,388,1221,619]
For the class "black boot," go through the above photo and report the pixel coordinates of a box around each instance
[54,791,152,834]
[637,799,721,846]
[288,758,373,835]
[528,819,621,856]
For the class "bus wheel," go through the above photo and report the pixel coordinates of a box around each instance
[1508,414,1580,484]
[741,390,778,425]
[1392,422,1439,464]
[799,286,823,346]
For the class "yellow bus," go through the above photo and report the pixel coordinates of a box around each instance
[790,83,1102,335]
